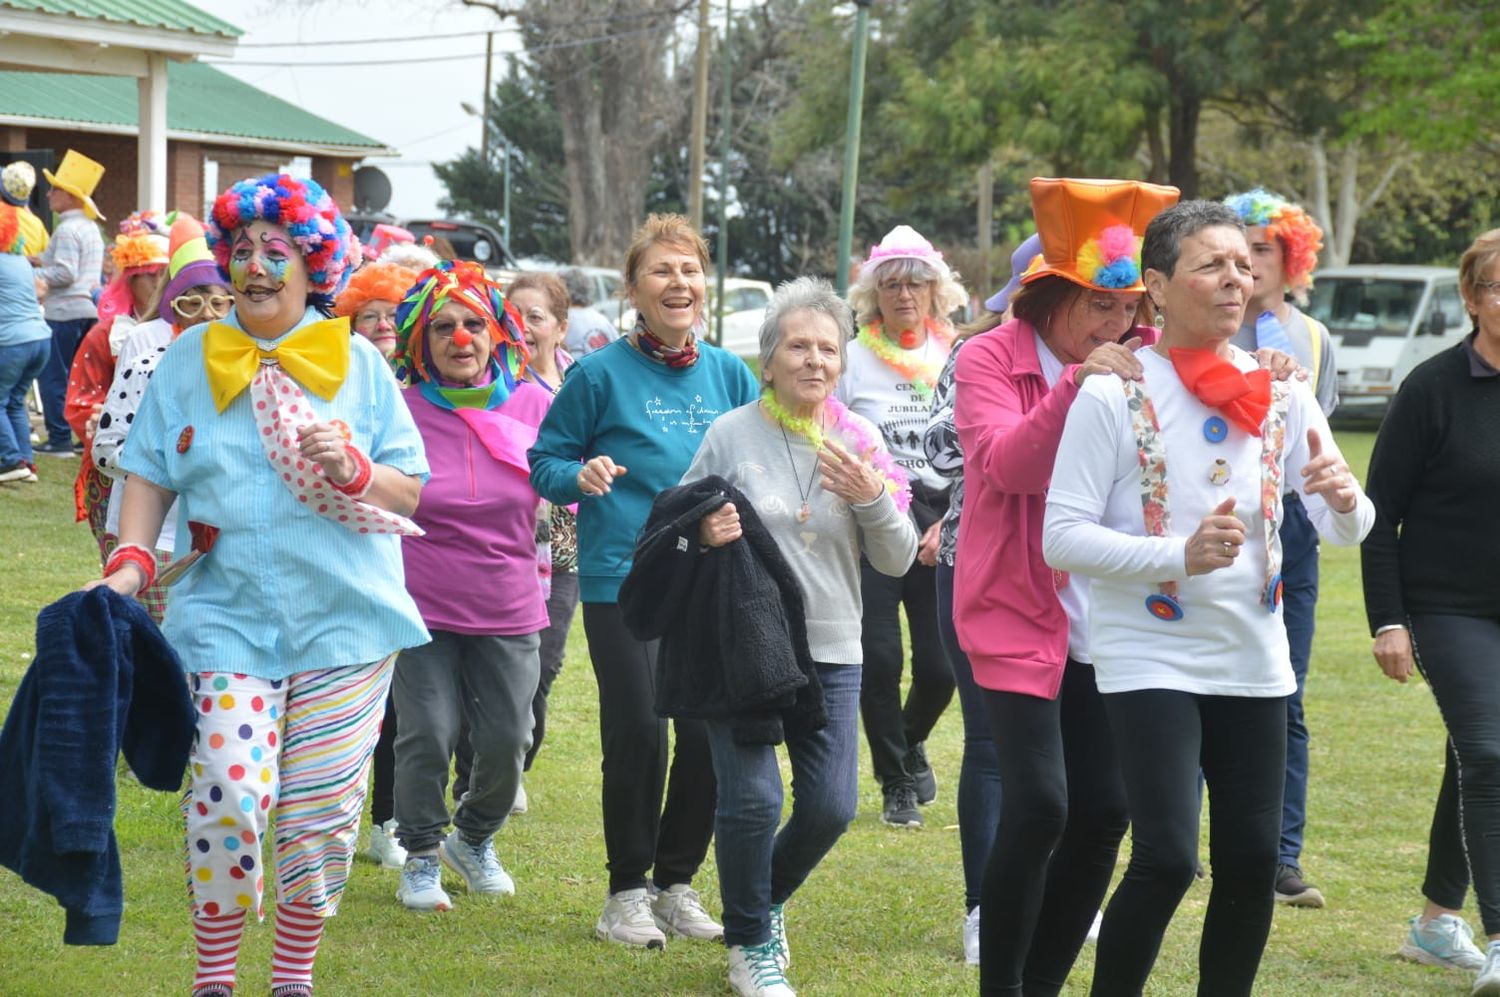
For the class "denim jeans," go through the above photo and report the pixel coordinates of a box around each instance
[936,560,1002,912]
[0,338,49,465]
[707,662,862,947]
[38,317,91,448]
[1278,493,1319,866]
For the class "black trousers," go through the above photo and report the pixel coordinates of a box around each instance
[858,558,954,790]
[525,571,581,771]
[1422,738,1469,913]
[1412,613,1500,933]
[583,601,716,894]
[979,661,1128,997]
[1092,691,1286,997]
[369,692,398,826]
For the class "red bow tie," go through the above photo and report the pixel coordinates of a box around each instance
[1168,348,1271,437]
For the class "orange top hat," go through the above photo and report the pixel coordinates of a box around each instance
[42,149,106,221]
[1022,178,1179,293]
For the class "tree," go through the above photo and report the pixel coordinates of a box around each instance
[433,63,572,261]
[515,0,689,265]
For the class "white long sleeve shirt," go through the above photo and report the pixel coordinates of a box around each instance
[1043,346,1372,697]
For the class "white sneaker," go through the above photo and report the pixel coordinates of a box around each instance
[1086,908,1103,944]
[728,940,796,997]
[367,819,406,869]
[963,906,980,966]
[770,901,790,970]
[396,854,451,912]
[652,883,724,941]
[1400,913,1485,972]
[596,888,666,949]
[511,781,528,815]
[1475,941,1500,996]
[440,833,515,895]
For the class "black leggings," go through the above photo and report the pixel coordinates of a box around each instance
[1421,739,1469,913]
[369,693,398,826]
[1412,613,1500,933]
[1092,691,1285,997]
[858,558,954,790]
[979,661,1128,997]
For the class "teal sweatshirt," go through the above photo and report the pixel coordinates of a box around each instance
[527,337,759,602]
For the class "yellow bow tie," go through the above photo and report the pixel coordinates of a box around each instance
[203,317,351,413]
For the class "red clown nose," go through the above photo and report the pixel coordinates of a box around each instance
[451,329,474,348]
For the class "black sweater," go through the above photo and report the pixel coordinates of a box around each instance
[1361,341,1500,632]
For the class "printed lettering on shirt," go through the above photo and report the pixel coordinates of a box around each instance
[644,393,721,435]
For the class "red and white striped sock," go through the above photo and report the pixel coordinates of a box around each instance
[270,903,325,989]
[192,909,246,991]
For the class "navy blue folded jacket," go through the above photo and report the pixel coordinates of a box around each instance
[0,588,194,945]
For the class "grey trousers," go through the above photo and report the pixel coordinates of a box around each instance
[393,628,541,853]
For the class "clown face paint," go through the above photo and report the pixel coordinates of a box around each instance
[230,221,310,338]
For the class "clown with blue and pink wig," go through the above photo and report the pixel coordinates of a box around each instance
[91,172,432,997]
[1223,184,1338,914]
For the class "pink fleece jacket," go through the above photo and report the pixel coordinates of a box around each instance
[953,319,1156,698]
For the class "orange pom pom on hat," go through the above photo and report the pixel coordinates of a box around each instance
[1022,178,1180,294]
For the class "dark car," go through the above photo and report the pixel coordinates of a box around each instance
[400,218,517,269]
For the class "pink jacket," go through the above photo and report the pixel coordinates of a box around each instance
[953,319,1156,698]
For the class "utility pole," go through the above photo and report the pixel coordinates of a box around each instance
[481,31,493,164]
[687,0,710,230]
[977,160,993,296]
[835,0,874,295]
[714,0,731,346]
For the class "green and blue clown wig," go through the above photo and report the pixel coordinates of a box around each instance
[1223,188,1325,300]
[206,173,359,308]
[389,260,529,388]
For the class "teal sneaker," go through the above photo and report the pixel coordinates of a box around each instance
[770,901,790,969]
[1398,913,1484,971]
[728,940,795,997]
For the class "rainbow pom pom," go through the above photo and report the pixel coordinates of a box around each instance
[1078,223,1141,289]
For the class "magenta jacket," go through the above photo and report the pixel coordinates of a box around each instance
[953,319,1156,698]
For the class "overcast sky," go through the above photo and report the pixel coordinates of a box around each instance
[191,0,525,219]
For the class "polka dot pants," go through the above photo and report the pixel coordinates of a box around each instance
[184,656,393,920]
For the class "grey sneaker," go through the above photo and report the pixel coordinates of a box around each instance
[1274,862,1326,908]
[770,901,790,970]
[439,833,514,895]
[396,854,451,912]
[596,888,666,949]
[652,883,724,941]
[881,785,923,828]
[1398,913,1485,972]
[1476,940,1500,995]
[904,742,937,805]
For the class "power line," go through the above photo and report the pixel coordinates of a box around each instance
[206,22,666,68]
[231,6,689,49]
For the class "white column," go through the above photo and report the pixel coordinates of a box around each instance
[137,53,168,210]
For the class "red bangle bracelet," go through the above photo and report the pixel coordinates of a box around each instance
[329,445,373,498]
[105,543,157,590]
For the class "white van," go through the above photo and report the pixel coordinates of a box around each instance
[1305,265,1470,417]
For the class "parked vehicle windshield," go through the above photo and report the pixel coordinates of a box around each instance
[1306,277,1425,338]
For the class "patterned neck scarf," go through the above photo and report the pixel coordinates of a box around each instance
[632,313,700,368]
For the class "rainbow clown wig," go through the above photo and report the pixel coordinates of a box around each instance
[0,203,22,254]
[1223,188,1324,300]
[205,173,359,304]
[389,260,529,386]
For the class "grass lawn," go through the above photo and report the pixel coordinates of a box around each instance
[0,429,1468,995]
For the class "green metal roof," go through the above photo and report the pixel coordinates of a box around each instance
[0,0,240,37]
[0,61,390,153]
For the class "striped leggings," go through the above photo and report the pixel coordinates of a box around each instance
[183,656,393,919]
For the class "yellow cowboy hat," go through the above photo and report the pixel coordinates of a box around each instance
[42,149,105,221]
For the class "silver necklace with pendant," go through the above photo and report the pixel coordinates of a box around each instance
[779,422,820,523]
